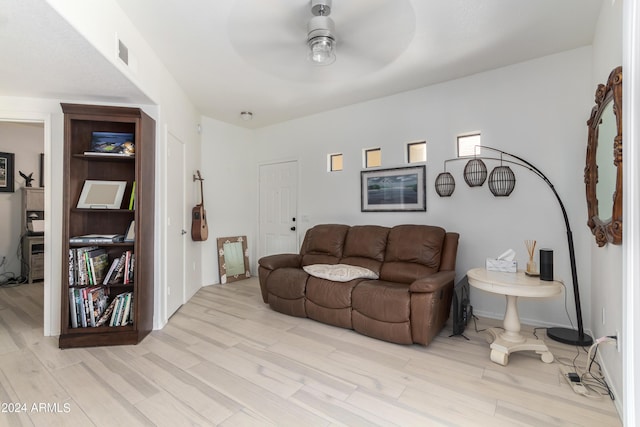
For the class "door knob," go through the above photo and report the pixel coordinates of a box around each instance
[290,226,296,231]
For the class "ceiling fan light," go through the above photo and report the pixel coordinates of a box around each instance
[307,15,336,66]
[308,36,335,65]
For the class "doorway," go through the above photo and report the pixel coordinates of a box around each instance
[258,160,299,259]
[0,119,47,330]
[166,131,187,318]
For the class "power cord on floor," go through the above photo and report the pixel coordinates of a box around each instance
[555,337,616,400]
[471,314,503,333]
[0,254,28,288]
[0,273,28,287]
[550,281,615,399]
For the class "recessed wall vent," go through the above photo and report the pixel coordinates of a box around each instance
[118,39,129,66]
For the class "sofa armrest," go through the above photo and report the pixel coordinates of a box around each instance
[258,253,301,271]
[409,270,456,293]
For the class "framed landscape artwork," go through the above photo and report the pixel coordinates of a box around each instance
[361,165,426,212]
[0,152,15,193]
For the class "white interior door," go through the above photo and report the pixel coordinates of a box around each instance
[259,161,298,258]
[166,132,186,317]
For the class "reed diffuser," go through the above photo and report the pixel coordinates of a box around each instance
[525,240,537,275]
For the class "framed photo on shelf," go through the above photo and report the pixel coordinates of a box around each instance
[88,131,135,155]
[0,152,15,193]
[76,180,127,209]
[361,165,426,212]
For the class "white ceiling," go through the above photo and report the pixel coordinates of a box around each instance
[1,0,603,128]
[0,0,152,105]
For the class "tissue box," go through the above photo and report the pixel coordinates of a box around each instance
[486,258,517,273]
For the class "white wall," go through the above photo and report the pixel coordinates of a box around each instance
[0,122,44,277]
[200,116,256,285]
[247,47,593,330]
[590,0,624,411]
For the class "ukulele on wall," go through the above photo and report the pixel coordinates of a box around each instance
[191,170,209,241]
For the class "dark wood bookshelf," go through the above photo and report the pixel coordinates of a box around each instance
[59,103,155,349]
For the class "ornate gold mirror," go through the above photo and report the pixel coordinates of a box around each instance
[585,66,622,246]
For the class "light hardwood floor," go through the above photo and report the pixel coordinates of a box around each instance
[0,278,621,426]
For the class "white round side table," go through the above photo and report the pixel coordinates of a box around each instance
[466,267,563,366]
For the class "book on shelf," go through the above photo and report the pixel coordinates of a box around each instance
[96,296,118,327]
[109,293,132,327]
[84,248,109,286]
[77,290,87,327]
[102,258,120,285]
[109,296,121,327]
[68,248,134,288]
[119,293,132,326]
[109,252,128,284]
[69,246,98,287]
[87,287,108,327]
[70,234,124,244]
[128,181,136,210]
[69,288,78,328]
[78,288,87,328]
[68,250,75,287]
[69,286,122,328]
[123,251,133,284]
[127,254,135,284]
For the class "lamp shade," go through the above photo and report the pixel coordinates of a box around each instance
[435,172,455,197]
[488,165,516,196]
[463,158,487,187]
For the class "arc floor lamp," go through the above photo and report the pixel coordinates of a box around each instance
[435,145,593,346]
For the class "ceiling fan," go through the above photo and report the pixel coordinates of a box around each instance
[307,0,336,65]
[227,0,415,82]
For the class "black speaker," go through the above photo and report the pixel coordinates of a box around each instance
[540,249,553,281]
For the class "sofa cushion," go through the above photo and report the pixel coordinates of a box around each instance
[351,279,413,345]
[352,280,410,323]
[340,225,389,274]
[305,300,352,329]
[303,264,379,282]
[300,224,350,266]
[352,311,412,345]
[380,225,446,283]
[306,276,361,309]
[266,268,309,299]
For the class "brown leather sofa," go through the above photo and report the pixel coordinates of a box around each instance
[258,224,459,346]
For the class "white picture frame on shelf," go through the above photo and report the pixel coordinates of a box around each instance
[77,180,127,209]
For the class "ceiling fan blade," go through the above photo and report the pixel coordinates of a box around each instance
[333,0,415,65]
